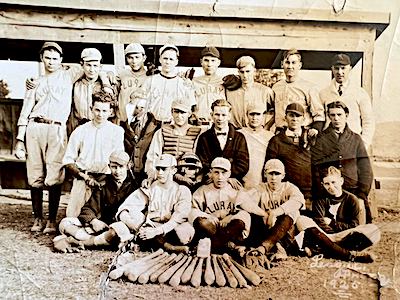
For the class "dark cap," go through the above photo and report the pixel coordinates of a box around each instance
[285,103,304,116]
[40,42,63,55]
[201,47,220,59]
[331,54,351,66]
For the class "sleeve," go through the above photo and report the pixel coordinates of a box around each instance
[115,189,147,221]
[185,79,197,108]
[62,128,81,166]
[331,198,360,232]
[196,132,212,175]
[66,65,84,83]
[357,89,375,147]
[235,188,264,216]
[308,85,325,123]
[17,88,37,128]
[231,133,249,180]
[160,186,192,234]
[264,87,275,129]
[356,138,373,200]
[114,125,125,151]
[144,128,163,179]
[78,187,103,224]
[265,136,279,161]
[189,186,211,223]
[279,184,305,215]
[312,198,335,233]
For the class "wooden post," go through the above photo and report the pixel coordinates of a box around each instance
[113,43,125,73]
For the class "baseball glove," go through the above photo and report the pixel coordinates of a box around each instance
[243,247,271,273]
[222,74,242,91]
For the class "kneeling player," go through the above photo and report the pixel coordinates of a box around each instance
[54,151,137,252]
[190,157,250,253]
[296,166,380,263]
[117,154,194,253]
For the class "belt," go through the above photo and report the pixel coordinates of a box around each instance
[33,117,61,126]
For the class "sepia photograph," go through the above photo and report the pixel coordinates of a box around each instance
[0,0,399,299]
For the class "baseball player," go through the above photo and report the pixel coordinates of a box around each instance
[312,101,373,222]
[145,99,202,179]
[63,91,125,217]
[140,44,196,123]
[116,154,194,253]
[115,43,148,123]
[225,56,274,129]
[238,103,274,189]
[296,166,380,263]
[14,42,111,233]
[236,159,305,255]
[68,48,116,134]
[196,99,249,188]
[192,46,225,125]
[320,54,375,148]
[54,151,137,252]
[272,49,324,135]
[190,157,251,253]
[266,103,313,209]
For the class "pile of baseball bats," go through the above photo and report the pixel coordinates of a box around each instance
[109,248,261,288]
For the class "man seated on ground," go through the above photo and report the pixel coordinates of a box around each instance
[116,154,194,253]
[296,166,380,263]
[54,151,138,252]
[63,91,124,217]
[236,159,305,259]
[189,157,251,253]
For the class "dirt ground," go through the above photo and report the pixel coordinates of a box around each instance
[0,200,399,300]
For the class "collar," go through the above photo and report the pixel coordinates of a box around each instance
[160,73,178,79]
[285,128,302,137]
[334,80,349,90]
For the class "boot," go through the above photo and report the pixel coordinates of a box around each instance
[44,185,61,233]
[30,188,44,232]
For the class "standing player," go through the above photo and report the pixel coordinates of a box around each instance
[116,43,148,123]
[14,42,95,233]
[62,91,125,217]
[196,99,249,186]
[226,56,274,129]
[319,54,375,148]
[239,103,274,189]
[140,44,196,123]
[192,46,225,125]
[272,49,324,135]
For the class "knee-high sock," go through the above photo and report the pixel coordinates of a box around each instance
[338,231,373,251]
[48,185,61,221]
[31,187,43,219]
[83,229,116,247]
[262,215,293,251]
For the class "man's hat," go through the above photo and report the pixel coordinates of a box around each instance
[159,44,179,56]
[264,159,285,174]
[285,103,304,116]
[109,150,130,166]
[247,102,266,114]
[124,43,145,56]
[178,153,202,169]
[171,99,191,113]
[236,56,255,68]
[211,157,231,171]
[155,154,177,168]
[201,47,220,59]
[40,42,63,55]
[81,48,102,62]
[331,54,351,66]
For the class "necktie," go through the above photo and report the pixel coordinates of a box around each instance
[338,84,343,96]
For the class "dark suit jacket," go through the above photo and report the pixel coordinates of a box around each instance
[196,123,249,181]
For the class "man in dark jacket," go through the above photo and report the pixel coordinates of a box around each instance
[311,101,373,222]
[54,151,138,252]
[196,99,249,188]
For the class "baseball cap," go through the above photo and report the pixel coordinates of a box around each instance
[211,157,231,171]
[81,48,102,62]
[171,99,191,113]
[155,154,177,168]
[159,44,179,56]
[124,43,145,56]
[285,103,304,116]
[236,56,255,68]
[40,42,63,55]
[109,150,130,166]
[264,159,285,174]
[178,153,202,168]
[201,47,220,59]
[331,54,351,66]
[247,102,266,114]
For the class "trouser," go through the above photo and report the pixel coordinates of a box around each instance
[245,214,294,251]
[31,185,61,221]
[193,217,246,253]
